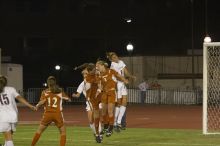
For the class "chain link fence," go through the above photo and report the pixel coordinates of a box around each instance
[20,87,202,105]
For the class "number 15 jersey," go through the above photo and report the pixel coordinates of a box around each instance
[0,86,20,123]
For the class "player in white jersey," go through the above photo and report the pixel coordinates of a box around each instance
[107,52,136,131]
[0,75,36,146]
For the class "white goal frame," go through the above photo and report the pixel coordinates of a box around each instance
[203,42,220,134]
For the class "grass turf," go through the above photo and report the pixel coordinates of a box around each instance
[1,125,220,146]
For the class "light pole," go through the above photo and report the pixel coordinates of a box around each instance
[203,0,211,43]
[126,42,134,87]
[190,0,195,89]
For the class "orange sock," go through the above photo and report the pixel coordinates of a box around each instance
[31,133,41,146]
[94,118,100,135]
[103,114,109,125]
[60,135,66,146]
[109,116,114,125]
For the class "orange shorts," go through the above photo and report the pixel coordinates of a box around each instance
[101,90,116,104]
[90,92,102,110]
[40,112,64,128]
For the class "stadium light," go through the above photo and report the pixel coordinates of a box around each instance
[43,83,47,87]
[204,35,212,43]
[126,43,134,53]
[124,18,132,23]
[126,42,134,87]
[55,65,61,70]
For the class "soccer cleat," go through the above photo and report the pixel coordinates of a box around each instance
[106,130,113,137]
[100,128,108,135]
[100,134,103,140]
[121,125,126,130]
[95,135,102,143]
[114,125,121,133]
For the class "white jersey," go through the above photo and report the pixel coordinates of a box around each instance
[110,60,127,97]
[76,81,101,111]
[0,86,20,123]
[76,81,91,97]
[110,60,126,77]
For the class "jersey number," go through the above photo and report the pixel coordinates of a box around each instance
[47,97,58,108]
[0,94,9,105]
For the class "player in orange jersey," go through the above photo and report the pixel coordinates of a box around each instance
[31,76,71,146]
[83,63,103,143]
[72,64,103,143]
[96,60,129,137]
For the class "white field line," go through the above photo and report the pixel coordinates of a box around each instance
[13,137,218,146]
[18,120,81,124]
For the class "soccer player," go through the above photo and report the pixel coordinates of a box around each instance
[31,76,71,146]
[72,66,102,142]
[106,52,136,131]
[0,75,36,146]
[96,60,129,137]
[83,63,103,142]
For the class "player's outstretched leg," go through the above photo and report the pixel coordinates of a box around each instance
[31,133,41,146]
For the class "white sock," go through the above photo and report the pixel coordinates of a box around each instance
[114,106,120,126]
[89,123,96,134]
[99,122,102,133]
[5,141,14,146]
[117,106,126,125]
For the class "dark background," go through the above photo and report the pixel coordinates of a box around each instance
[0,0,219,88]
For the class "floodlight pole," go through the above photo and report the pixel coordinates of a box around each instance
[191,0,195,89]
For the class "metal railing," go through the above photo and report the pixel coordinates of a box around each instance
[22,87,202,105]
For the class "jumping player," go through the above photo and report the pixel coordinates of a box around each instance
[31,76,71,146]
[0,75,36,146]
[72,65,102,142]
[107,52,136,131]
[96,60,129,137]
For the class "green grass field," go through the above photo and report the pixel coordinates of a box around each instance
[1,125,220,146]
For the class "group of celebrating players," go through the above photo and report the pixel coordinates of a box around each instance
[0,52,135,146]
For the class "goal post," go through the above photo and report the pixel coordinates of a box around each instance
[203,42,220,134]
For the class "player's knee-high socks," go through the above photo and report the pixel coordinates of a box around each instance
[102,114,109,130]
[94,117,100,135]
[4,140,14,146]
[117,106,126,124]
[31,133,41,146]
[108,115,114,132]
[60,134,66,146]
[114,106,120,125]
[89,123,96,134]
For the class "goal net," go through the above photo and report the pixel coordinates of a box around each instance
[203,42,220,134]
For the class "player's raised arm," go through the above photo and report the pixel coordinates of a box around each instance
[72,92,80,98]
[114,71,129,84]
[16,95,37,111]
[123,67,136,81]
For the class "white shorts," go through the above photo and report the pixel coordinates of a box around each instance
[117,82,127,99]
[85,101,102,111]
[0,122,17,133]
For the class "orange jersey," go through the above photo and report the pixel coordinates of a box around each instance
[40,89,69,113]
[100,69,118,92]
[85,74,99,101]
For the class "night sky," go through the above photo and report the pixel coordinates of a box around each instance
[0,0,220,88]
